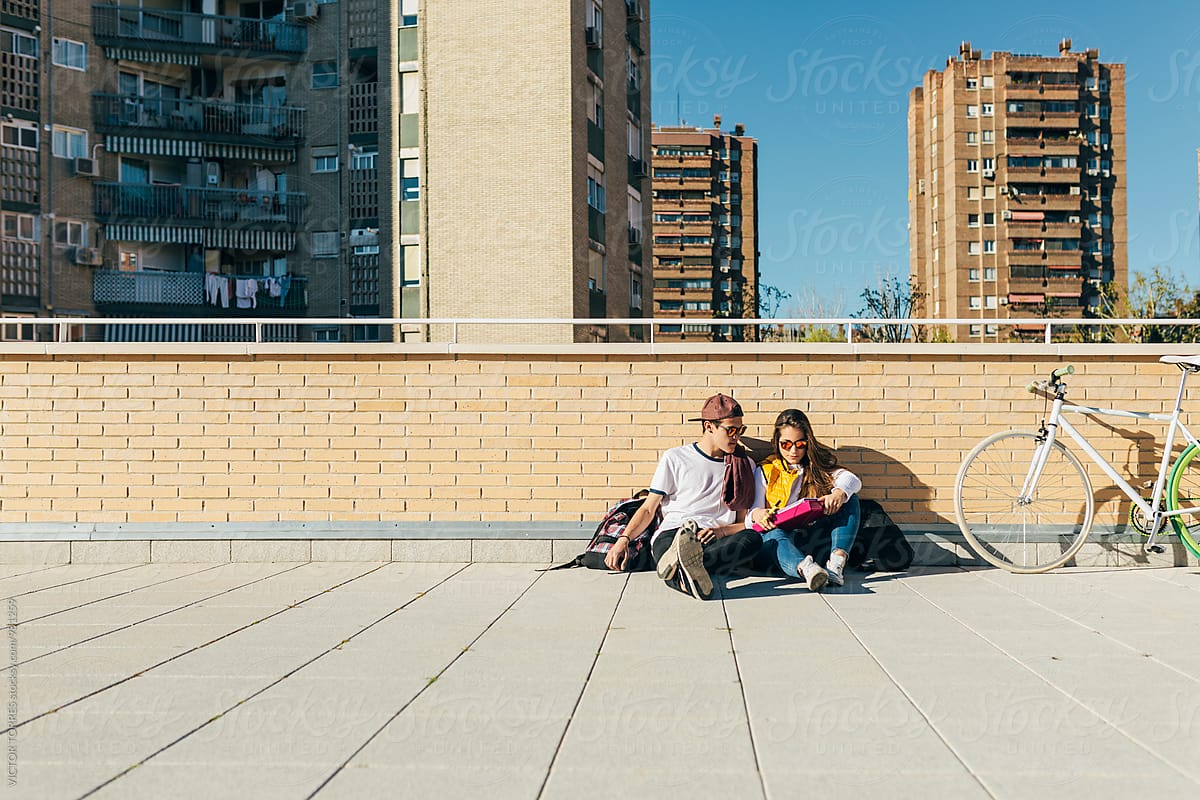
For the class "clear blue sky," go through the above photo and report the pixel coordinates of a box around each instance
[650,0,1200,315]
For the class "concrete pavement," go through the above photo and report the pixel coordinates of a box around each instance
[4,561,1200,798]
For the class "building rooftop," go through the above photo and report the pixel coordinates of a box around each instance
[11,560,1200,796]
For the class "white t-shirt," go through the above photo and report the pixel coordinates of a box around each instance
[649,443,736,540]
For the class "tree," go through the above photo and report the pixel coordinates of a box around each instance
[1094,267,1200,343]
[852,274,926,343]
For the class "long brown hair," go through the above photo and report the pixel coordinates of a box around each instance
[770,409,839,497]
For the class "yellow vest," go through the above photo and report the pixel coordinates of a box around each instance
[759,455,799,509]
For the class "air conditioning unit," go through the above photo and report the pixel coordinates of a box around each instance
[982,168,995,179]
[585,26,601,48]
[999,185,1009,195]
[293,0,319,21]
[1086,168,1099,176]
[72,157,98,178]
[73,247,102,266]
[1001,209,1012,220]
[628,227,642,245]
[1101,142,1110,150]
[917,179,926,195]
[1068,215,1081,224]
[1102,169,1111,177]
[206,162,221,185]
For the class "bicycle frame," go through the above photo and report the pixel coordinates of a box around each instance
[1021,367,1200,549]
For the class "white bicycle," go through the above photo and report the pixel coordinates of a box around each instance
[954,355,1200,573]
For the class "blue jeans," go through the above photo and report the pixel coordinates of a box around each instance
[759,495,861,577]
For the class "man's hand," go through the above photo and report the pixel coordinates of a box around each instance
[604,537,629,571]
[820,488,849,516]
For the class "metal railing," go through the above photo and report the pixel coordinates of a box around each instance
[95,183,305,227]
[5,317,1200,347]
[93,94,304,141]
[92,271,307,312]
[92,5,307,55]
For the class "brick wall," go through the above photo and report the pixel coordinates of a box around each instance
[0,345,1192,534]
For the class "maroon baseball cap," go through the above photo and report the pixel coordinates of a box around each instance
[689,393,744,422]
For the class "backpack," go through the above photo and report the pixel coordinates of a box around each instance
[544,491,661,572]
[848,498,914,572]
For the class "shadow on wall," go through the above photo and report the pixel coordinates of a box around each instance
[741,437,947,524]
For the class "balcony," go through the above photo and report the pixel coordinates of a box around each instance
[0,50,38,115]
[93,94,304,143]
[92,269,307,314]
[1,238,38,302]
[348,82,378,138]
[92,5,307,61]
[95,183,305,228]
[0,144,38,207]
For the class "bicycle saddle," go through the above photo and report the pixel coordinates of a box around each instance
[1160,355,1200,371]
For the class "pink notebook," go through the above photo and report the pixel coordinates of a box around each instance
[752,498,825,532]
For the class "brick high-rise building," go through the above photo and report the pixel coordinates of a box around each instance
[650,118,759,341]
[908,40,1127,340]
[0,0,650,344]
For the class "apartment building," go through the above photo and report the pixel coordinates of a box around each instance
[650,118,759,341]
[0,0,650,344]
[422,0,651,343]
[908,40,1127,340]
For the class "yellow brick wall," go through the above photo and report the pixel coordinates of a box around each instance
[0,347,1192,529]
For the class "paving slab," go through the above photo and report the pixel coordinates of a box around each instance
[5,563,1200,799]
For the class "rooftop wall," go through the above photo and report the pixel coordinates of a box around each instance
[0,345,1190,548]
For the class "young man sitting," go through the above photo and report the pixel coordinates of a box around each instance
[604,393,763,599]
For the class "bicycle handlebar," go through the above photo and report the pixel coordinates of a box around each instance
[1052,365,1075,379]
[1027,365,1074,394]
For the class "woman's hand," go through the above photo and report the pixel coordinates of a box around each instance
[749,508,777,531]
[820,488,849,516]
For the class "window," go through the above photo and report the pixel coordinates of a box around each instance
[983,212,995,226]
[312,231,338,258]
[401,159,420,201]
[968,268,980,281]
[985,295,998,309]
[981,76,994,89]
[2,213,38,241]
[52,38,86,70]
[982,158,994,171]
[312,145,338,173]
[984,267,996,281]
[967,186,979,200]
[966,105,979,118]
[52,126,88,159]
[983,240,996,253]
[968,241,981,255]
[0,29,37,58]
[968,214,979,228]
[1,123,36,149]
[965,78,978,90]
[312,61,338,89]
[587,163,605,211]
[969,296,981,309]
[1085,77,1097,91]
[589,81,603,127]
[982,130,994,144]
[982,103,994,116]
[982,186,996,199]
[54,220,87,248]
[966,159,979,173]
[351,145,377,170]
[966,131,978,145]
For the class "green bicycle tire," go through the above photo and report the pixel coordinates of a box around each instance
[1167,443,1200,559]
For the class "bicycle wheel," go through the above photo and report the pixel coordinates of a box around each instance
[1167,443,1200,559]
[955,431,1094,573]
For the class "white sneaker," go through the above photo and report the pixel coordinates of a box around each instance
[674,523,712,600]
[657,519,697,580]
[826,552,847,587]
[799,555,828,592]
